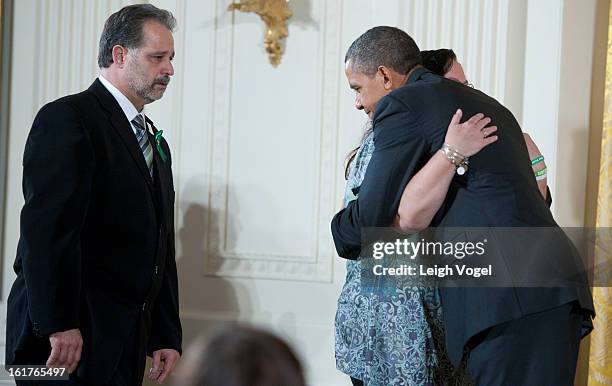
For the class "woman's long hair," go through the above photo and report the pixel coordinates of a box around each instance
[344,120,373,179]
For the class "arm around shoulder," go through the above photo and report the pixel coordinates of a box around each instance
[331,95,429,258]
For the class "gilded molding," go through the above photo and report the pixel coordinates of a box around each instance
[228,0,292,67]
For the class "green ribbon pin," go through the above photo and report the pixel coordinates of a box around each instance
[155,130,167,162]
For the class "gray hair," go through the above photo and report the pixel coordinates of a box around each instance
[345,26,421,77]
[98,4,176,68]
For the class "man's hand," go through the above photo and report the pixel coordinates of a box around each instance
[149,349,180,384]
[47,328,82,374]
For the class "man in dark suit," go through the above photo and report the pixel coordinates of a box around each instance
[6,4,181,385]
[331,26,594,385]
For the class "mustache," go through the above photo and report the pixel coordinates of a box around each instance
[154,77,171,86]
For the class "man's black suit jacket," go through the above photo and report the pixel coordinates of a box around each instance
[331,67,594,364]
[6,79,182,383]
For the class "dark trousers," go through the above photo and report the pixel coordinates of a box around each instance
[465,301,584,386]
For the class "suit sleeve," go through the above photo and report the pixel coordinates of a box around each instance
[545,186,552,208]
[20,101,94,336]
[331,95,431,259]
[147,227,182,355]
[147,144,182,355]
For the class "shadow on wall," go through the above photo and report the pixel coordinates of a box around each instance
[143,179,255,385]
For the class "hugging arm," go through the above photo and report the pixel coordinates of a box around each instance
[331,101,497,259]
[395,110,497,231]
[523,133,551,206]
[331,96,430,259]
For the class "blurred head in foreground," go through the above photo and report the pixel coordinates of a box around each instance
[174,324,306,386]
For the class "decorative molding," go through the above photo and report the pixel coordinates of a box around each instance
[227,0,293,67]
[403,0,511,102]
[180,307,332,329]
[33,0,140,112]
[204,0,341,281]
[170,0,186,182]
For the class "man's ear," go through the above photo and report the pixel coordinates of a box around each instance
[378,66,394,90]
[111,45,127,68]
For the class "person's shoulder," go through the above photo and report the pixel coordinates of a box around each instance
[380,75,445,114]
[396,75,459,101]
[56,88,96,110]
[37,88,97,119]
[374,79,440,120]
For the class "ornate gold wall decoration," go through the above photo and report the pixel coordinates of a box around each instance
[228,0,292,67]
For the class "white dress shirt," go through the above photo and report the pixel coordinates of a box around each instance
[98,75,147,136]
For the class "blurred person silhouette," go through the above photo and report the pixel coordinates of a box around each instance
[174,325,306,386]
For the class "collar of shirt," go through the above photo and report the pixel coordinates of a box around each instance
[98,75,146,132]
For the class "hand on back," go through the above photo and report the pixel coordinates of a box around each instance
[445,109,498,157]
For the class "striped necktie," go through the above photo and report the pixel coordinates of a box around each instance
[131,115,154,177]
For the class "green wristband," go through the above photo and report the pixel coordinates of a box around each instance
[534,167,547,177]
[531,155,544,166]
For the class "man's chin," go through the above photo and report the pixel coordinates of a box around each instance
[142,92,165,104]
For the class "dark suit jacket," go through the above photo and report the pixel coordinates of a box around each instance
[6,79,182,383]
[331,67,594,364]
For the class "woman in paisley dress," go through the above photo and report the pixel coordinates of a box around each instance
[335,114,491,386]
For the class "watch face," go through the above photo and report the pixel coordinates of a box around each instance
[457,166,466,175]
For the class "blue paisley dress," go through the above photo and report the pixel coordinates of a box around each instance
[334,132,458,386]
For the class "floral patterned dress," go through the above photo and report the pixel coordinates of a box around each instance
[334,132,458,386]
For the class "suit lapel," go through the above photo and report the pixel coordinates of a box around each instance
[88,79,155,194]
[146,118,172,224]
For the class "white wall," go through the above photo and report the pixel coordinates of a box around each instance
[0,1,599,385]
[522,0,597,227]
